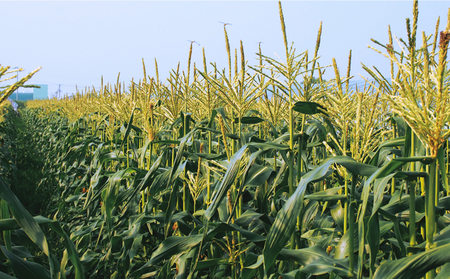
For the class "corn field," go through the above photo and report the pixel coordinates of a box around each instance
[1,1,450,278]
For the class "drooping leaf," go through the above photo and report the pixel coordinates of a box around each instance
[205,145,248,220]
[334,226,359,260]
[373,242,450,279]
[164,130,194,237]
[435,262,450,279]
[263,156,376,275]
[118,108,141,152]
[131,235,202,277]
[278,246,351,278]
[305,187,346,202]
[0,177,59,277]
[235,116,265,124]
[104,167,137,234]
[292,101,327,115]
[1,246,51,279]
[243,164,274,189]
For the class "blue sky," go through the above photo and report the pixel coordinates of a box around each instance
[1,1,448,98]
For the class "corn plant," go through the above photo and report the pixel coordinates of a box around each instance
[4,1,450,279]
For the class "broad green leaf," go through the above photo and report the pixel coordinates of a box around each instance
[207,109,218,128]
[358,156,432,278]
[164,130,194,237]
[373,242,450,279]
[205,145,248,220]
[124,151,166,209]
[330,203,345,230]
[248,141,290,151]
[292,101,326,115]
[0,271,17,279]
[205,222,266,243]
[435,262,450,279]
[243,164,274,189]
[0,215,54,231]
[235,116,265,124]
[104,167,137,234]
[234,210,269,227]
[334,226,358,259]
[1,246,51,279]
[66,194,84,202]
[10,246,33,258]
[0,177,59,277]
[372,174,396,215]
[118,108,140,152]
[263,156,374,275]
[132,235,202,277]
[369,136,405,166]
[305,187,346,202]
[279,246,350,278]
[195,258,230,271]
[48,222,85,279]
[242,253,262,279]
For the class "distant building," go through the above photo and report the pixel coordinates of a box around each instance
[33,84,48,99]
[10,84,48,101]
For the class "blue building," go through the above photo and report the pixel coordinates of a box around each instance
[10,84,48,101]
[33,84,48,100]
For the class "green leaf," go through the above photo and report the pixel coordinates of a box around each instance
[66,194,84,202]
[10,246,33,258]
[132,235,202,277]
[0,271,18,279]
[0,209,83,277]
[0,215,54,231]
[1,199,11,252]
[263,156,373,275]
[0,177,59,276]
[1,246,51,279]
[124,151,166,208]
[118,108,141,152]
[164,130,194,237]
[334,226,358,259]
[435,262,450,279]
[206,222,266,243]
[305,187,346,202]
[369,136,405,166]
[47,222,85,279]
[292,101,327,115]
[371,174,396,215]
[195,258,231,271]
[207,109,218,128]
[205,145,248,220]
[243,164,274,189]
[248,141,290,151]
[234,116,265,124]
[373,242,450,279]
[278,246,350,278]
[330,203,345,230]
[104,167,137,234]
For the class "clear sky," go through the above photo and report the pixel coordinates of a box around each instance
[1,1,449,98]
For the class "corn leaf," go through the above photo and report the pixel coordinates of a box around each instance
[279,246,350,278]
[1,246,51,279]
[373,242,450,279]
